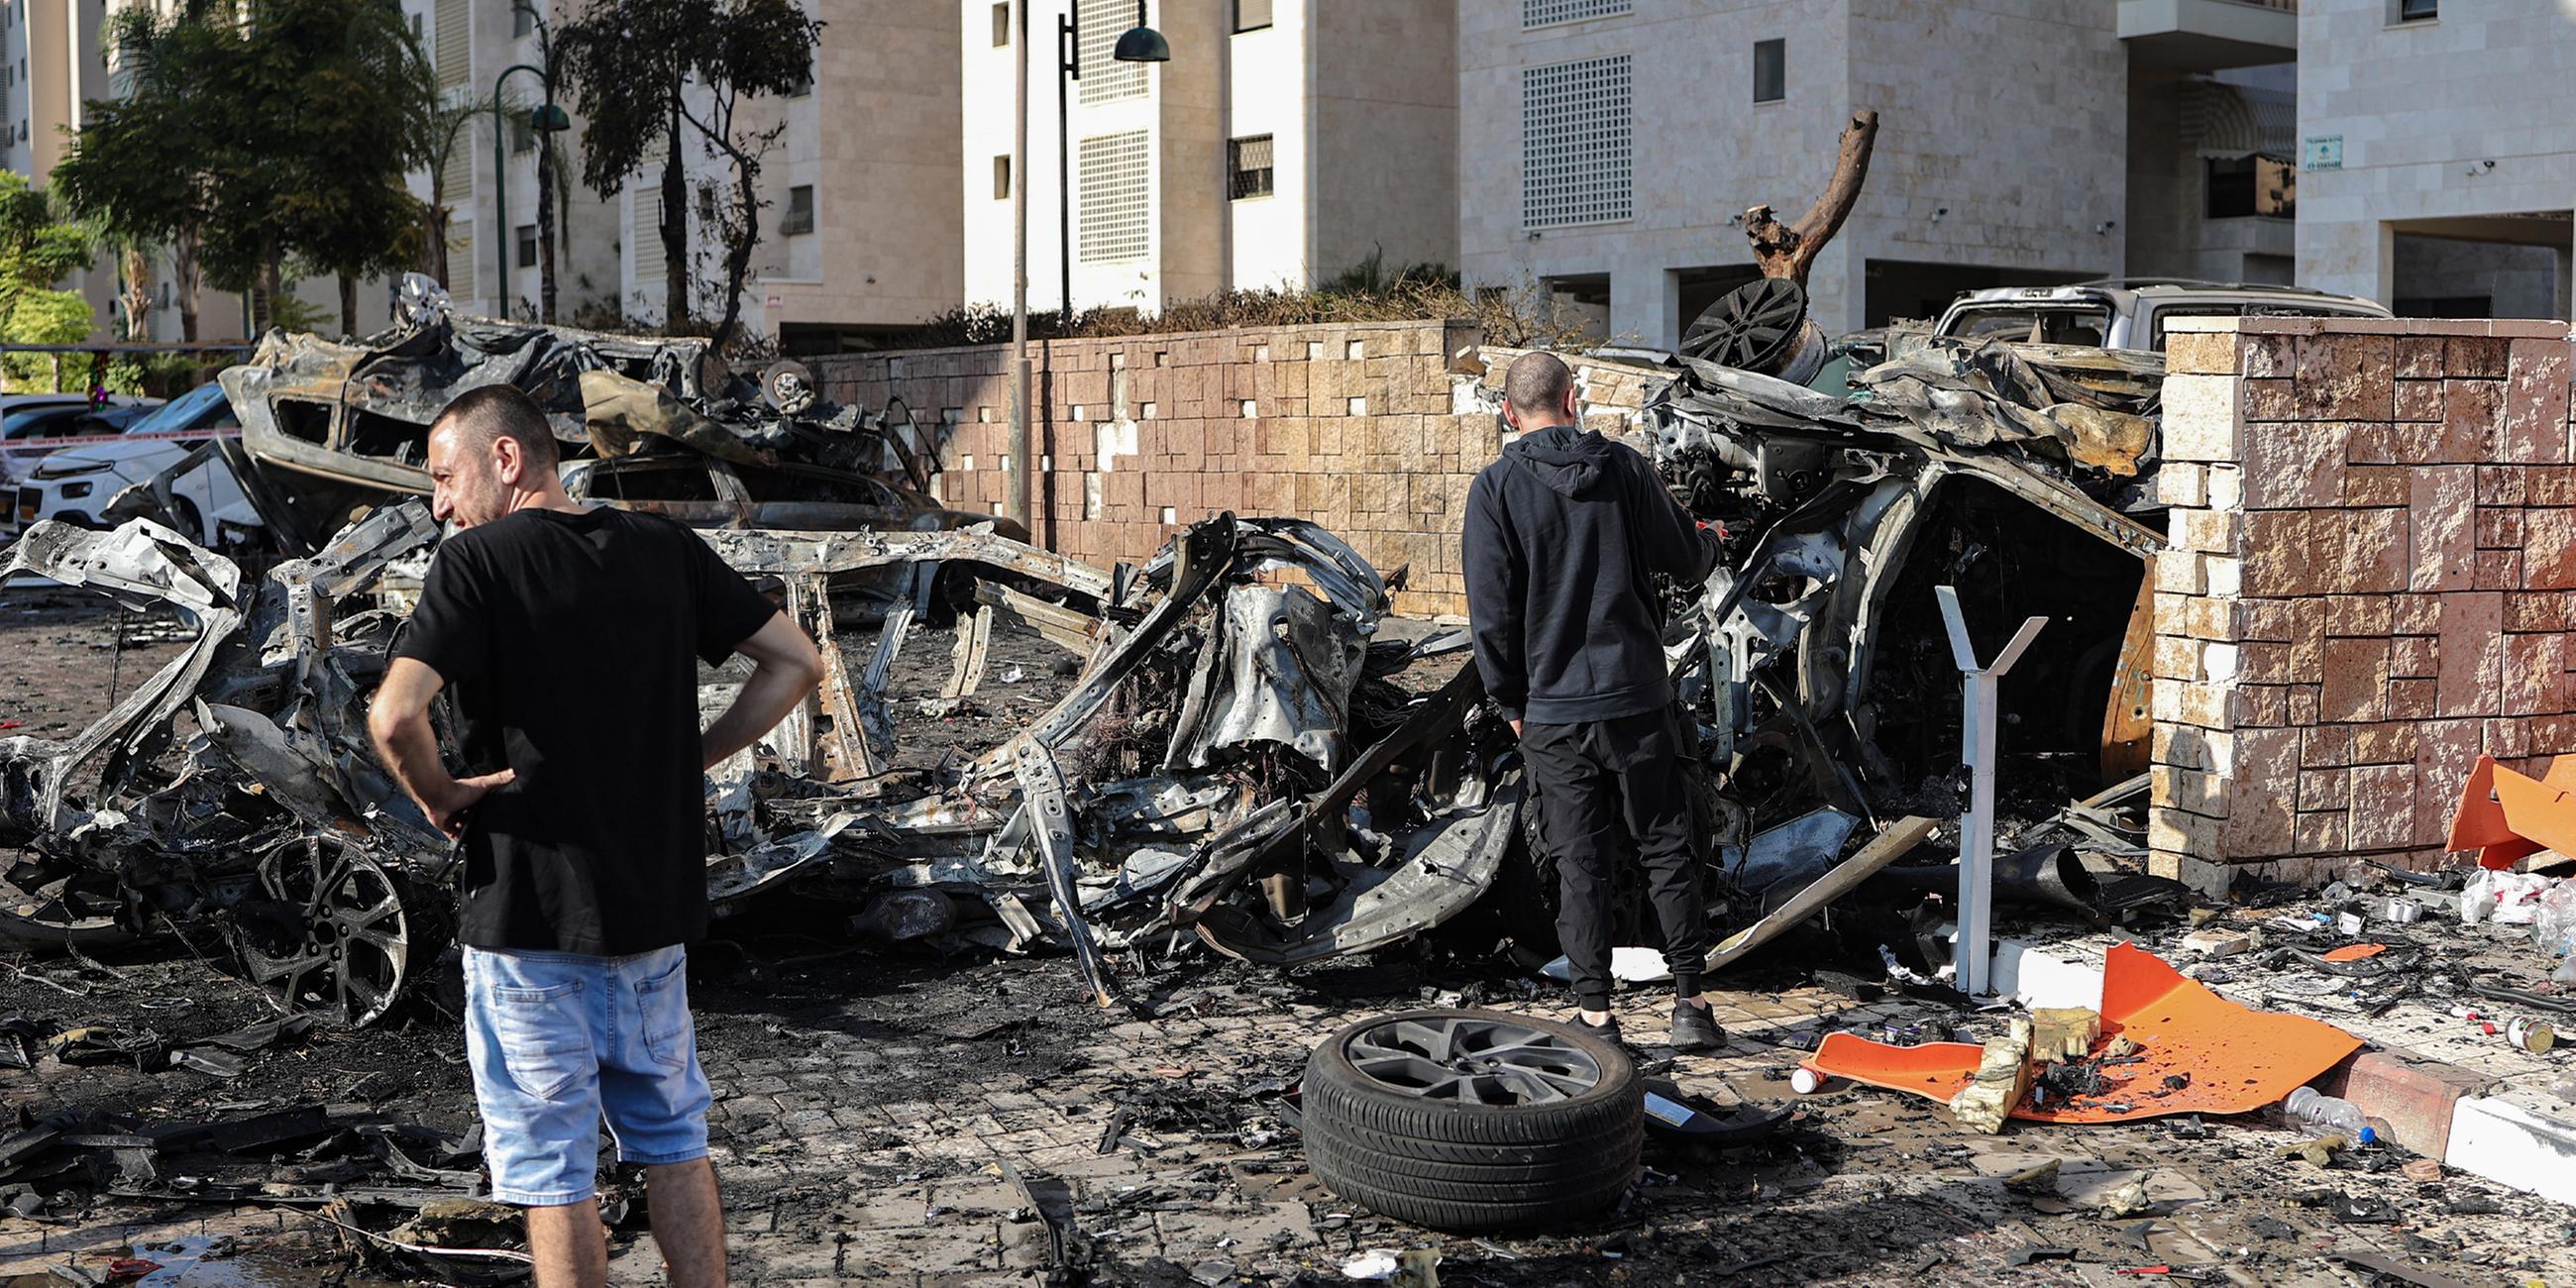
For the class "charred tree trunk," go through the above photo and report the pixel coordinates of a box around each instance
[538,131,559,325]
[660,98,689,331]
[1742,109,1879,289]
[710,154,758,352]
[425,187,452,289]
[173,228,201,343]
[121,245,154,343]
[257,256,282,334]
[338,271,359,338]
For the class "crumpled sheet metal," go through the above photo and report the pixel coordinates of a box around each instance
[1802,943,2363,1123]
[0,519,247,837]
[2447,753,2576,870]
[1848,338,2161,476]
[1165,583,1368,775]
[700,526,1115,601]
[1195,777,1524,967]
[578,368,776,468]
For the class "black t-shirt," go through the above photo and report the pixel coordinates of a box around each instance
[391,506,778,955]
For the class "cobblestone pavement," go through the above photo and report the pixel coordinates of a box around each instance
[9,939,2574,1287]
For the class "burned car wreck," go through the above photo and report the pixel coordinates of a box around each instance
[185,283,1015,556]
[3,292,2185,1028]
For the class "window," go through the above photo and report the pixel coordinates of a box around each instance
[512,4,532,37]
[1079,130,1150,262]
[788,69,811,97]
[510,113,534,154]
[1522,54,1631,229]
[993,155,1012,200]
[1754,39,1784,103]
[783,184,814,236]
[515,224,537,268]
[1228,135,1273,200]
[1523,0,1629,29]
[435,0,469,87]
[2205,155,2296,219]
[1078,0,1146,103]
[410,13,422,41]
[1234,0,1271,32]
[992,2,1010,47]
[2396,0,2436,20]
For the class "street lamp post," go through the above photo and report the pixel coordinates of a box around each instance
[1011,0,1166,537]
[491,4,570,320]
[1055,1,1168,319]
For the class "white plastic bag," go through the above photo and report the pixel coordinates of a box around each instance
[2464,868,2553,925]
[2534,879,2576,956]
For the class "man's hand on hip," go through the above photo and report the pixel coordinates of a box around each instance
[427,768,515,838]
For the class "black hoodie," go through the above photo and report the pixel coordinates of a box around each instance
[1461,423,1720,725]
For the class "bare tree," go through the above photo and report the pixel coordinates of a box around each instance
[1741,110,1879,288]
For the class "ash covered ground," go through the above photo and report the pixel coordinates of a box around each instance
[6,596,2572,1288]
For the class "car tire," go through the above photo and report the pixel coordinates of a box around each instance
[1300,1008,1641,1233]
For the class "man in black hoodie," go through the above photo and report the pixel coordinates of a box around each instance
[1462,351,1725,1051]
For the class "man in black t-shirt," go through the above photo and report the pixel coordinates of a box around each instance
[369,385,821,1288]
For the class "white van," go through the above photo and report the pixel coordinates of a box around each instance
[1934,278,2391,353]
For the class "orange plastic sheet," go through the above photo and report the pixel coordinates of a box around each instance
[1801,943,2363,1124]
[2447,754,2576,870]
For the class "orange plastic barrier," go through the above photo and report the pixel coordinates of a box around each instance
[1802,943,2362,1124]
[2448,754,2576,870]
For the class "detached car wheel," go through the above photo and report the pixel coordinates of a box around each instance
[1301,1008,1641,1232]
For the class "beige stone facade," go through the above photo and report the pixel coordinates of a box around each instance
[2148,314,2576,893]
[811,320,1586,618]
[959,0,1456,316]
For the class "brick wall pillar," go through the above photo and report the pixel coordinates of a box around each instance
[2150,316,2576,894]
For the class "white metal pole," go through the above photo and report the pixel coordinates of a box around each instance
[1935,586,2046,997]
[1009,0,1033,535]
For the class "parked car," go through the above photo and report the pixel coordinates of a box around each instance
[2,395,159,488]
[12,383,252,548]
[1934,278,2389,352]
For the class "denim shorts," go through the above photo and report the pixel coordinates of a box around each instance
[463,944,711,1206]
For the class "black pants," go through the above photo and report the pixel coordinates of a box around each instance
[1523,707,1705,1010]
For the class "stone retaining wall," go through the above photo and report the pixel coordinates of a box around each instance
[2150,315,2576,891]
[809,321,1660,618]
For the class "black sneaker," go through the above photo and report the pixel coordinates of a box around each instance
[1670,1001,1727,1052]
[1573,1014,1624,1046]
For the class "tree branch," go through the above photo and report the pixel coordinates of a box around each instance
[1743,109,1878,288]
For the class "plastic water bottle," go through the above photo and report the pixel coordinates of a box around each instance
[2283,1087,2376,1143]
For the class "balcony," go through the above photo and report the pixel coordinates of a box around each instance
[2119,0,2297,70]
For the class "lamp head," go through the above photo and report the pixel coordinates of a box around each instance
[1114,24,1169,62]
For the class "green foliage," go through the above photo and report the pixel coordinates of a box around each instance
[887,257,1588,354]
[1,289,98,391]
[56,0,436,327]
[200,0,435,303]
[101,351,216,398]
[557,0,821,339]
[0,172,101,389]
[51,7,219,255]
[268,289,335,334]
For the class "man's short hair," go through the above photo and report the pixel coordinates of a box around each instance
[1504,351,1575,419]
[433,384,560,470]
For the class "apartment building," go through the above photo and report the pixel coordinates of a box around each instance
[722,0,963,352]
[958,0,1457,316]
[2295,0,2572,318]
[2121,1,2302,287]
[1461,0,2142,344]
[4,0,125,339]
[428,0,962,349]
